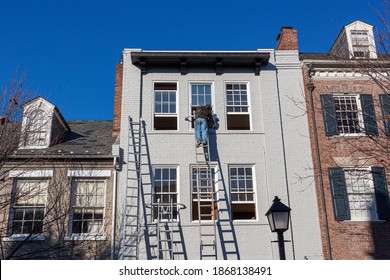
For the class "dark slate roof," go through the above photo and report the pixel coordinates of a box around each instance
[300,53,390,61]
[299,53,332,60]
[13,120,115,158]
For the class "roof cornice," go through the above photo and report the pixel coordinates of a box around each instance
[130,51,270,75]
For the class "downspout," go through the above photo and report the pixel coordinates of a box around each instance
[273,52,296,260]
[305,65,332,260]
[110,156,119,260]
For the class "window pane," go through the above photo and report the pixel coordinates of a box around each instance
[35,209,44,220]
[14,209,24,220]
[12,222,22,234]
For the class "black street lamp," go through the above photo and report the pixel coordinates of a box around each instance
[265,196,291,260]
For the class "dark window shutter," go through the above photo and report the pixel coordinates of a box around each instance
[360,94,378,136]
[320,94,338,136]
[372,167,390,220]
[379,94,390,136]
[328,168,351,221]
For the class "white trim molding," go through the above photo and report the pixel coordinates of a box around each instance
[64,235,107,241]
[2,234,45,242]
[67,170,112,177]
[9,169,53,178]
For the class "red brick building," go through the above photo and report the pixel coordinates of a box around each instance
[301,20,390,259]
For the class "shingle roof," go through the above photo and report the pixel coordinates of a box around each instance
[299,53,332,60]
[13,120,115,158]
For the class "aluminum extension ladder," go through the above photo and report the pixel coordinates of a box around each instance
[121,117,151,260]
[194,140,218,259]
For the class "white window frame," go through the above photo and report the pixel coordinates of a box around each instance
[152,165,179,222]
[333,94,365,136]
[225,82,252,130]
[344,167,379,222]
[228,165,257,221]
[7,177,49,239]
[67,171,109,240]
[153,81,179,131]
[189,82,215,129]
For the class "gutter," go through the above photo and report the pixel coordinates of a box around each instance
[110,156,119,260]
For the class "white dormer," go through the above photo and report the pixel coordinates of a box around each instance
[330,20,377,59]
[19,97,70,149]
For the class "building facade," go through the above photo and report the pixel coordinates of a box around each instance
[0,97,117,259]
[113,28,323,260]
[301,20,390,259]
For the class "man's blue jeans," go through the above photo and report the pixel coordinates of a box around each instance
[195,118,208,144]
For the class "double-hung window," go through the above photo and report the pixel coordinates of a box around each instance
[11,179,48,235]
[24,109,48,147]
[191,166,216,221]
[329,167,390,221]
[70,179,106,236]
[226,83,250,130]
[190,83,213,128]
[153,167,178,221]
[351,31,370,58]
[229,166,256,220]
[320,94,378,136]
[334,95,364,134]
[154,82,177,130]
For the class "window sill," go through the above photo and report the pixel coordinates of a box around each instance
[232,219,258,224]
[64,235,107,241]
[2,235,45,242]
[343,219,386,224]
[332,133,367,138]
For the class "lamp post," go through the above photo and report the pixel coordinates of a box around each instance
[265,196,291,260]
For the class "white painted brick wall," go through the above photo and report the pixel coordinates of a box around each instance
[116,49,323,260]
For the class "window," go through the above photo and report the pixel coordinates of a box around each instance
[329,167,390,221]
[320,94,378,136]
[190,83,213,128]
[191,166,216,221]
[24,109,48,147]
[153,167,178,220]
[226,83,250,130]
[70,179,106,235]
[345,169,377,220]
[229,166,256,220]
[351,31,370,58]
[154,83,177,130]
[11,179,48,235]
[334,95,363,134]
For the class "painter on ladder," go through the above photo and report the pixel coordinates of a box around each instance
[194,104,214,147]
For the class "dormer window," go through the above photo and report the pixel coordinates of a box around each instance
[329,20,377,60]
[18,97,70,150]
[351,31,370,58]
[24,109,48,147]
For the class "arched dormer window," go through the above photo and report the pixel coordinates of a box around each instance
[24,109,48,147]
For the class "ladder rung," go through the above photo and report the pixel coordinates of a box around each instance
[201,234,215,237]
[201,244,215,247]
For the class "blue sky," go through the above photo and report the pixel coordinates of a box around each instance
[0,0,384,120]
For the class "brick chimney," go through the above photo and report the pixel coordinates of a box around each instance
[112,63,123,137]
[276,26,298,50]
